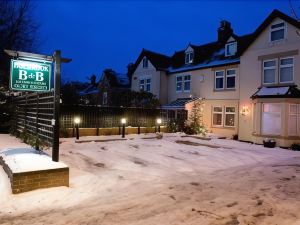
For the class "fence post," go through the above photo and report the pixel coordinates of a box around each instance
[52,50,61,162]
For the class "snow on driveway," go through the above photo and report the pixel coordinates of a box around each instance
[0,133,300,225]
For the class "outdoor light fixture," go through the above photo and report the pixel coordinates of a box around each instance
[74,117,80,140]
[121,118,126,124]
[121,118,126,138]
[241,106,249,116]
[156,118,162,133]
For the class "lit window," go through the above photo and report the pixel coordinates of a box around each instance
[139,77,151,92]
[225,107,235,127]
[270,22,285,42]
[226,69,236,89]
[225,42,237,56]
[212,106,223,126]
[262,103,281,135]
[289,104,299,136]
[263,60,276,84]
[215,71,224,89]
[176,75,191,92]
[280,57,293,83]
[142,57,148,68]
[185,52,194,64]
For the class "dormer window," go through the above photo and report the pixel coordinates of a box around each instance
[185,52,194,64]
[225,42,237,57]
[270,22,285,42]
[142,57,148,68]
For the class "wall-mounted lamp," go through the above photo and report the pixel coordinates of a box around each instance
[241,106,250,116]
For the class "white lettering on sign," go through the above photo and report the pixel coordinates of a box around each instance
[19,70,27,80]
[36,72,44,81]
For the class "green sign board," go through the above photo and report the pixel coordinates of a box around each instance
[10,59,52,92]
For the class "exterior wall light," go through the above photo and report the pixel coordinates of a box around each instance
[241,106,249,116]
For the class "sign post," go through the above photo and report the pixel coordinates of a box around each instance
[5,49,71,162]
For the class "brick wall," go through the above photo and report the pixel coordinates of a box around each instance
[0,156,69,194]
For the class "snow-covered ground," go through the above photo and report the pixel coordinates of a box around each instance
[0,133,300,225]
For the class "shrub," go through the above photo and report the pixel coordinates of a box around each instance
[291,143,300,151]
[19,129,48,151]
[183,121,207,136]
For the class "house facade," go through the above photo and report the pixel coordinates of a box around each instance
[131,10,300,147]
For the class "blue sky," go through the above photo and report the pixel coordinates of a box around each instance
[34,0,298,82]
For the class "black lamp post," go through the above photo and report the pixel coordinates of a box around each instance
[121,118,126,138]
[156,118,162,133]
[74,117,80,140]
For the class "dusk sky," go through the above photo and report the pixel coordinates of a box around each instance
[35,0,297,82]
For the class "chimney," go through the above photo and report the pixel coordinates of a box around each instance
[217,20,233,42]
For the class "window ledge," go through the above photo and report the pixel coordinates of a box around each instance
[214,89,236,92]
[212,126,235,130]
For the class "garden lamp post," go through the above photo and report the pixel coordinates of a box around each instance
[74,117,80,140]
[156,118,162,133]
[121,118,126,138]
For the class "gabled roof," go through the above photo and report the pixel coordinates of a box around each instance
[168,33,253,74]
[132,49,171,72]
[241,9,300,54]
[251,85,300,99]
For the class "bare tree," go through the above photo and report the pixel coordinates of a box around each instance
[288,0,300,36]
[0,0,39,87]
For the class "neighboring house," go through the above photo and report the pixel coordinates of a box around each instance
[131,9,300,147]
[98,69,131,106]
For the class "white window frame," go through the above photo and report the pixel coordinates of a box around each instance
[212,106,223,127]
[269,21,286,42]
[279,57,294,84]
[215,70,225,90]
[185,52,194,64]
[224,107,235,127]
[176,75,191,93]
[226,69,236,89]
[262,59,277,85]
[139,76,151,92]
[225,42,237,57]
[142,57,148,68]
[289,104,299,136]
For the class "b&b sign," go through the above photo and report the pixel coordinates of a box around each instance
[10,59,52,92]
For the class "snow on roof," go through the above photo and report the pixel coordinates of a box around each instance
[0,148,68,173]
[168,58,240,74]
[255,87,289,96]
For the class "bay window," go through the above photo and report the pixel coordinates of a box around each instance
[262,103,281,135]
[289,104,299,136]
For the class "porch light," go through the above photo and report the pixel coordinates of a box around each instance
[241,106,249,116]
